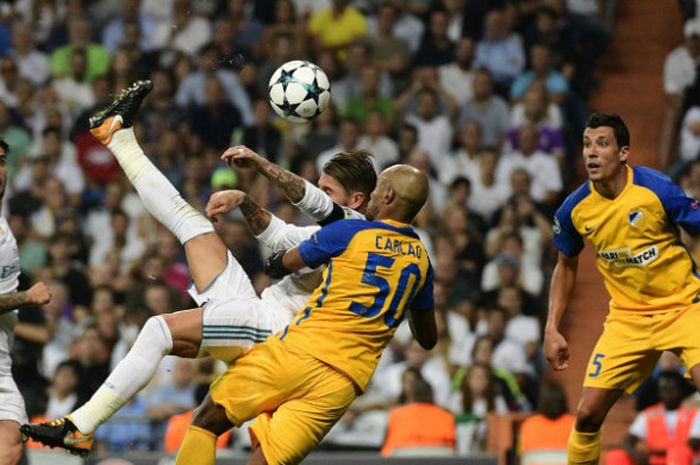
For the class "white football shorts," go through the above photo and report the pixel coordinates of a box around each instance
[188,251,294,363]
[0,370,27,424]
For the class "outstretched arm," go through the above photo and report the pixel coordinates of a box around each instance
[0,282,51,315]
[223,146,307,203]
[543,252,578,371]
[222,145,339,222]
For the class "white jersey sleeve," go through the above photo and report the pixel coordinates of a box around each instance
[255,214,320,251]
[293,180,336,222]
[293,180,366,223]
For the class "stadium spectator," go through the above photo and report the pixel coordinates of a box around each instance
[50,18,110,83]
[381,376,456,457]
[439,37,476,106]
[146,358,196,449]
[519,381,574,455]
[375,339,452,410]
[163,383,231,453]
[605,371,700,465]
[44,360,81,420]
[367,2,411,82]
[660,17,700,170]
[307,0,368,60]
[458,69,510,149]
[413,9,456,67]
[451,363,508,452]
[398,78,457,168]
[498,124,563,207]
[344,65,395,124]
[9,22,50,86]
[101,0,158,54]
[176,43,253,126]
[510,43,569,104]
[467,147,510,223]
[357,110,400,170]
[473,9,526,95]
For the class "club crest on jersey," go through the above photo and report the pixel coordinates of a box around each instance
[628,210,643,227]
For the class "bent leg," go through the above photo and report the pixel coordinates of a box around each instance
[569,387,623,465]
[175,394,233,465]
[71,310,205,434]
[0,421,22,465]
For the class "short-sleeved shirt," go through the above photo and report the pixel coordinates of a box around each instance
[308,7,368,50]
[281,219,434,391]
[553,165,700,312]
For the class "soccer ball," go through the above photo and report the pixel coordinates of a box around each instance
[268,60,331,123]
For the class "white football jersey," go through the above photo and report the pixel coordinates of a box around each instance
[259,206,366,322]
[0,216,20,375]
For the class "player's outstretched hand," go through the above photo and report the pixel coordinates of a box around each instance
[222,145,264,169]
[27,281,51,305]
[206,190,247,222]
[544,329,570,371]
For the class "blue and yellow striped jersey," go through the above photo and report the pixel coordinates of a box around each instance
[280,218,434,391]
[554,165,700,312]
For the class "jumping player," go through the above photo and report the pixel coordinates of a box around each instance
[21,81,376,456]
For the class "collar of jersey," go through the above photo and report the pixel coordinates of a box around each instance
[588,164,633,202]
[377,218,412,228]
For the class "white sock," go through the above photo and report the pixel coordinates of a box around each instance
[107,128,213,244]
[70,316,174,434]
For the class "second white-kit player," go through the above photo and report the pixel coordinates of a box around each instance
[0,139,52,465]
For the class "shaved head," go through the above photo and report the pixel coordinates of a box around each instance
[366,164,429,223]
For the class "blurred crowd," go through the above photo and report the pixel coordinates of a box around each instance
[1,0,617,456]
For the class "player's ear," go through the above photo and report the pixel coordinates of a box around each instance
[348,191,365,211]
[385,187,395,205]
[619,145,630,163]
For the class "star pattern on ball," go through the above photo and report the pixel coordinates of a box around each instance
[301,78,322,105]
[279,69,296,87]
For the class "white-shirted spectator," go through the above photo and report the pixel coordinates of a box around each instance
[441,121,481,185]
[497,125,562,205]
[661,17,700,169]
[404,88,454,169]
[468,148,510,223]
[680,106,700,163]
[374,339,452,410]
[9,22,50,86]
[357,111,399,170]
[15,128,84,203]
[439,37,476,106]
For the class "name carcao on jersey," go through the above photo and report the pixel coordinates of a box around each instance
[375,235,423,258]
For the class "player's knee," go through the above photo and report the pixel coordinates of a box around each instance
[574,405,605,431]
[140,315,173,355]
[191,394,232,436]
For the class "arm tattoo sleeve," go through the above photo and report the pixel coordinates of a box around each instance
[0,291,29,314]
[259,161,306,203]
[240,195,273,236]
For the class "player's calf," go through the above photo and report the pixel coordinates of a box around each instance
[0,421,22,465]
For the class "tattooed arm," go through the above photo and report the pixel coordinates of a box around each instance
[0,282,51,315]
[206,190,320,250]
[222,145,306,203]
[223,145,341,222]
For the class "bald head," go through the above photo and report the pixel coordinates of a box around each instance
[366,164,429,223]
